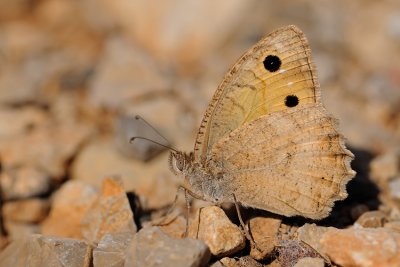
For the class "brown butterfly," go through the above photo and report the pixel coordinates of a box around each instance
[169,25,355,220]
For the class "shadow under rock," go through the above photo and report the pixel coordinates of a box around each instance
[319,145,381,228]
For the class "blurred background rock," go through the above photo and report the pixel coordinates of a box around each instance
[0,0,399,254]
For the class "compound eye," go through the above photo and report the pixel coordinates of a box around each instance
[175,158,184,171]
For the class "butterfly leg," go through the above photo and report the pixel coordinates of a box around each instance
[151,187,182,227]
[232,194,262,253]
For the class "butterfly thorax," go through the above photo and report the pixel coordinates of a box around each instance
[169,151,226,203]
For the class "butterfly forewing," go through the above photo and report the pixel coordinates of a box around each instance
[194,25,321,163]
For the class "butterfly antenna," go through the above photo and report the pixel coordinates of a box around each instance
[129,136,179,153]
[134,115,170,144]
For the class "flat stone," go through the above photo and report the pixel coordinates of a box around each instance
[248,216,281,260]
[41,180,99,239]
[0,234,92,267]
[93,232,134,267]
[188,206,245,257]
[354,210,387,228]
[81,177,137,245]
[3,198,49,223]
[293,257,325,267]
[0,166,50,200]
[320,227,400,267]
[125,226,210,267]
[389,177,400,200]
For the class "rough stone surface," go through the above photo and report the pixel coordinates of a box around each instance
[293,257,325,267]
[248,216,281,260]
[3,198,49,223]
[41,180,99,239]
[159,215,187,239]
[320,227,400,267]
[296,223,331,260]
[354,210,388,228]
[189,206,245,257]
[93,232,134,267]
[81,177,137,245]
[0,234,92,267]
[125,226,210,267]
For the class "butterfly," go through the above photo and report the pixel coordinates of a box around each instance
[169,25,355,220]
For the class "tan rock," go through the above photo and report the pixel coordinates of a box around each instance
[296,223,333,259]
[189,206,245,257]
[219,256,263,267]
[81,177,137,245]
[0,166,50,200]
[125,226,210,267]
[370,149,400,185]
[0,234,92,267]
[0,124,92,178]
[320,227,400,267]
[354,210,387,228]
[3,198,49,223]
[248,216,281,260]
[71,138,177,209]
[4,220,40,240]
[41,180,99,239]
[0,107,48,138]
[293,257,324,267]
[93,232,134,267]
[159,215,187,239]
[384,221,400,232]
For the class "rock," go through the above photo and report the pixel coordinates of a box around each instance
[219,256,263,267]
[125,226,210,267]
[188,206,245,257]
[0,107,48,138]
[71,138,177,210]
[293,257,325,267]
[41,180,99,239]
[354,210,387,228]
[248,216,281,260]
[0,166,51,200]
[81,177,137,245]
[370,149,400,186]
[4,220,40,240]
[158,215,187,239]
[389,177,400,200]
[385,221,400,232]
[88,36,170,110]
[93,232,134,267]
[296,223,331,260]
[0,124,92,178]
[278,240,321,267]
[320,227,400,267]
[3,198,49,223]
[0,234,92,267]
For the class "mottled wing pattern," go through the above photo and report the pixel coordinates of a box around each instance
[209,104,355,219]
[194,25,320,164]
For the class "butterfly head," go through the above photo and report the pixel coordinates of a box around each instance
[168,151,194,175]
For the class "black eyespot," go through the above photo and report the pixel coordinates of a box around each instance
[285,95,299,107]
[263,55,281,72]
